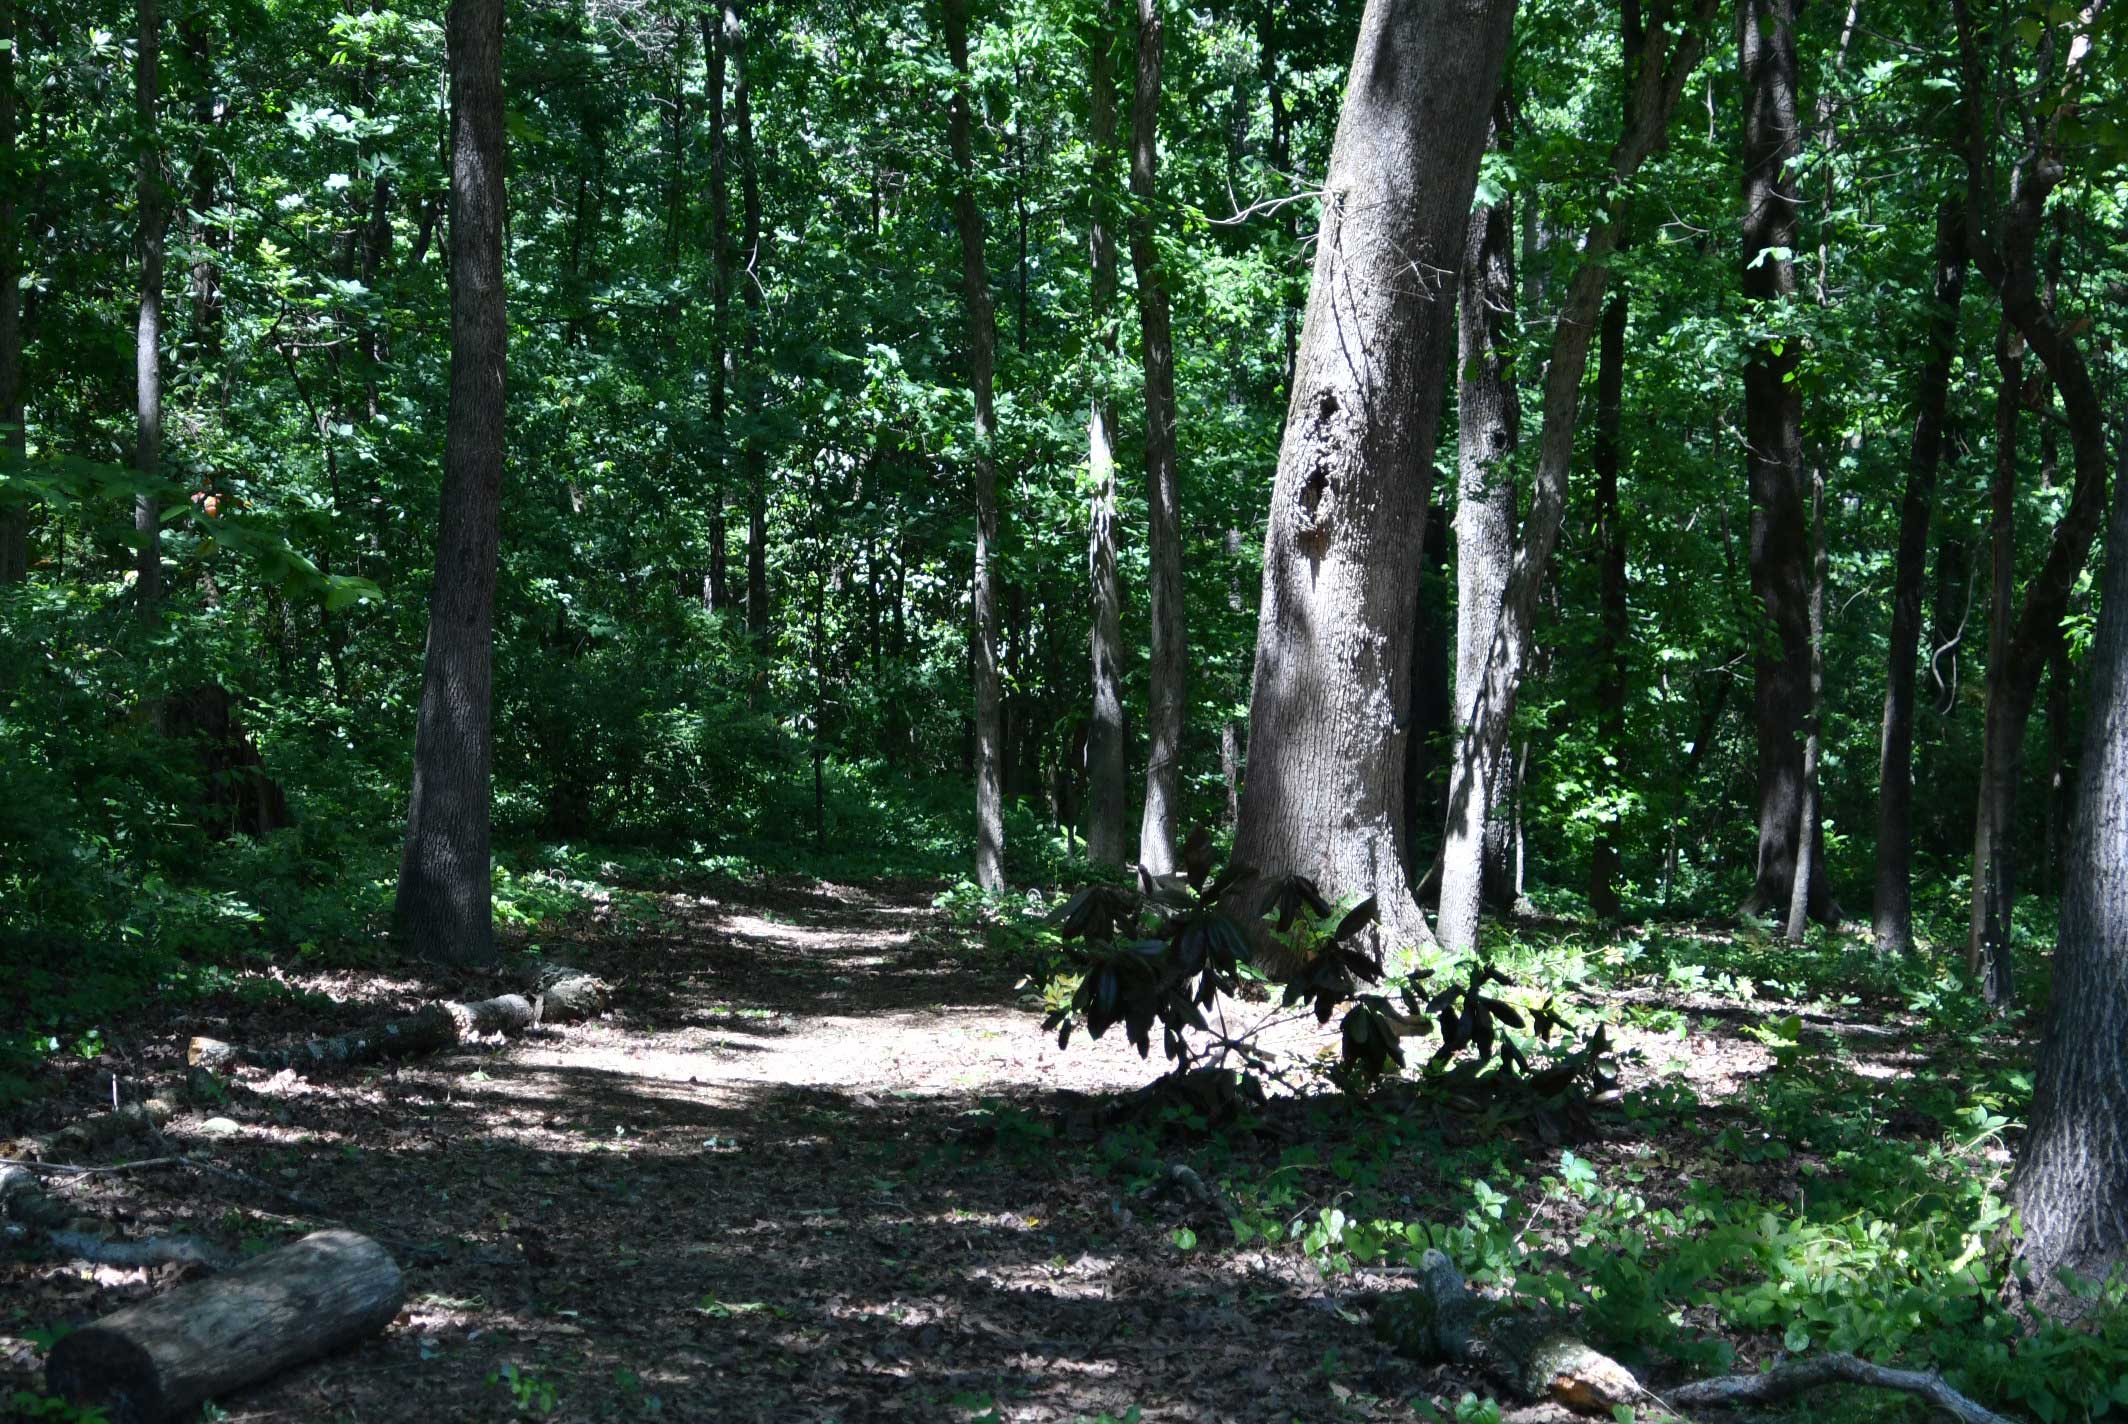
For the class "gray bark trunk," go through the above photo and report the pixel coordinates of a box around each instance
[1233,0,1516,958]
[135,0,165,615]
[1873,201,1965,954]
[393,0,506,968]
[726,2,768,653]
[1131,0,1186,876]
[1785,463,1826,943]
[1085,13,1129,866]
[0,0,26,584]
[1970,318,2025,1002]
[702,12,730,615]
[1439,108,1520,951]
[1436,0,1715,954]
[941,0,1006,891]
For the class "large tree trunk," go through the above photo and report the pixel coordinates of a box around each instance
[1872,201,1966,954]
[727,1,769,655]
[2015,432,2128,1289]
[1084,12,1129,867]
[1738,0,1826,926]
[1232,0,1516,957]
[134,0,165,616]
[0,0,26,585]
[1435,0,1714,954]
[1130,0,1187,875]
[941,0,1006,891]
[1438,105,1520,949]
[701,11,731,616]
[393,0,506,968]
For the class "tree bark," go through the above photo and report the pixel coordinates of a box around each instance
[393,0,506,968]
[1969,317,2025,1001]
[0,0,26,585]
[134,0,166,616]
[1405,489,1452,881]
[1952,1,2112,1008]
[1232,0,1516,958]
[1084,9,1129,867]
[1436,0,1715,954]
[726,1,768,653]
[1130,0,1186,875]
[47,1230,403,1424]
[1440,103,1520,946]
[1588,271,1629,920]
[1738,0,1826,926]
[700,12,730,615]
[1872,201,1965,955]
[941,0,1006,892]
[2015,431,2128,1289]
[1785,462,1826,943]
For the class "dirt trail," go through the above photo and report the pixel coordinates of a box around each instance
[3,879,1402,1424]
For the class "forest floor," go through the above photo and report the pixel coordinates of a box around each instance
[0,873,2018,1423]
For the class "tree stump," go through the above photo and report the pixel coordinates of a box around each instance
[46,1228,404,1423]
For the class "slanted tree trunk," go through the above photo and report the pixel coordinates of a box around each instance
[1232,0,1515,957]
[726,1,768,653]
[134,0,166,616]
[940,0,1006,891]
[1130,0,1186,875]
[1785,463,1827,943]
[393,0,506,968]
[1439,102,1520,947]
[1084,11,1129,867]
[0,0,27,585]
[2015,430,2128,1289]
[1873,201,1966,955]
[1738,0,1827,926]
[1436,0,1715,954]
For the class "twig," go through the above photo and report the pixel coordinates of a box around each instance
[1659,1351,2015,1424]
[0,1155,184,1178]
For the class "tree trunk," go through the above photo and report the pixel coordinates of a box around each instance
[134,0,165,616]
[1872,201,1965,954]
[1969,317,2024,1002]
[1435,0,1714,954]
[1950,1,2113,1008]
[1130,0,1186,876]
[47,1230,403,1424]
[1439,103,1520,949]
[701,11,730,615]
[0,0,27,585]
[1588,273,1629,920]
[1405,492,1452,881]
[941,0,1006,892]
[1785,462,1827,943]
[1232,0,1515,958]
[393,0,506,969]
[1739,0,1824,926]
[1084,11,1129,867]
[726,1,768,654]
[2015,432,2128,1289]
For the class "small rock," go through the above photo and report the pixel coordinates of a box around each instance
[197,1116,241,1137]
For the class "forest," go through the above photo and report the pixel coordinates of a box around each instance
[1,0,2127,1417]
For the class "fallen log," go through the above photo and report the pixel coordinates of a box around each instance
[187,968,609,1075]
[4,1161,233,1270]
[1371,1250,1639,1413]
[1662,1351,2015,1424]
[46,1228,403,1423]
[8,1099,175,1161]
